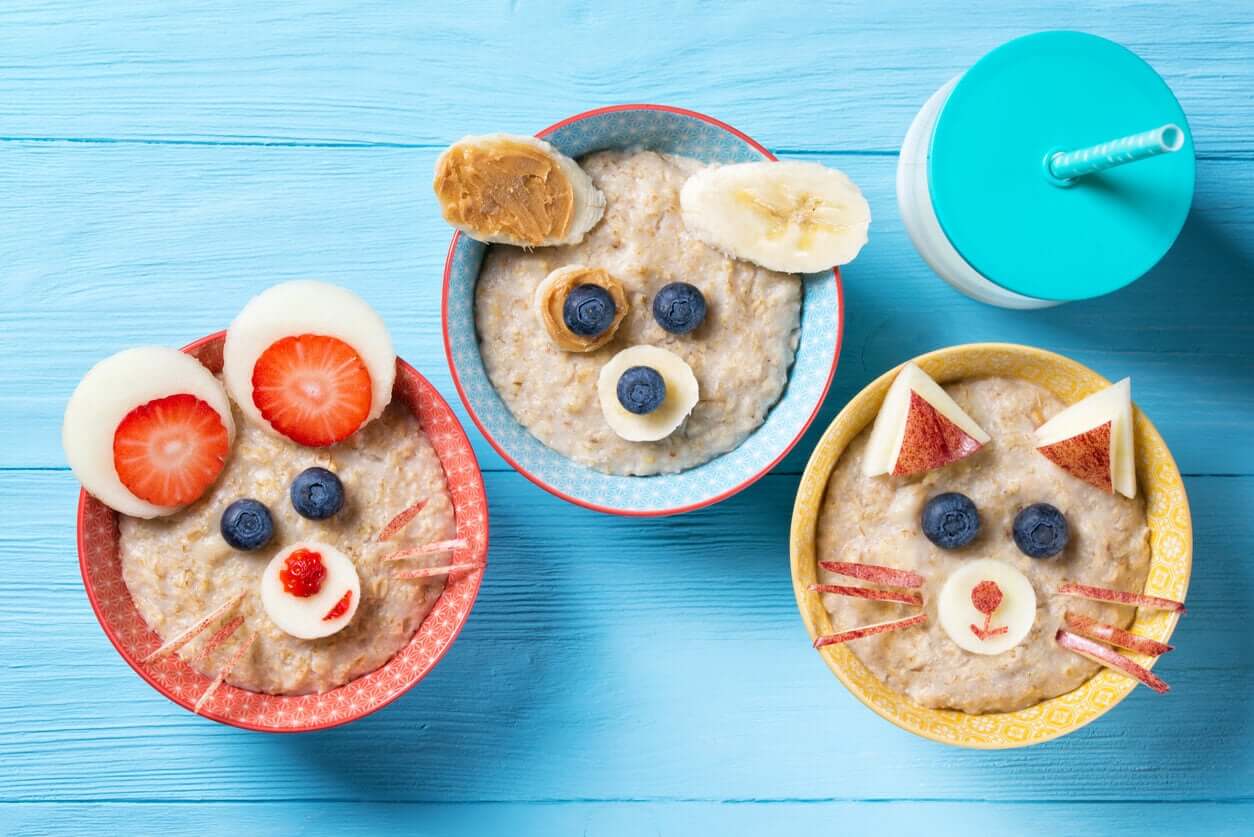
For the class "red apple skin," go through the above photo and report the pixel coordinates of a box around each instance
[1055,630,1169,694]
[892,391,983,476]
[814,613,928,648]
[1058,581,1186,614]
[1038,420,1113,493]
[819,560,925,589]
[1064,611,1174,656]
[809,583,923,606]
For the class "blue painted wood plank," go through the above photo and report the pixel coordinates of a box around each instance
[1,146,1250,474]
[0,1,1250,155]
[0,470,1249,803]
[4,801,1253,837]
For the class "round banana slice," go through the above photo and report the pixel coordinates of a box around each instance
[597,346,699,442]
[680,160,870,273]
[433,134,606,247]
[260,541,361,640]
[534,265,629,352]
[938,558,1037,656]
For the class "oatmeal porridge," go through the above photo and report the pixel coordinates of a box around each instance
[120,402,456,695]
[816,376,1151,714]
[474,150,802,476]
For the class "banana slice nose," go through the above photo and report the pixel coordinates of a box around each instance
[938,558,1037,655]
[597,345,699,442]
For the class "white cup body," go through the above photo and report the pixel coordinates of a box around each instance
[896,77,1061,310]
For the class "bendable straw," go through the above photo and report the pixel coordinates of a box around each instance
[1048,123,1184,181]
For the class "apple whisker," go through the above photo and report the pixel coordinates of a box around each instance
[813,613,928,648]
[819,560,924,589]
[376,499,429,542]
[808,583,923,606]
[141,592,244,663]
[1063,611,1173,656]
[194,632,257,715]
[1055,629,1169,694]
[188,616,245,667]
[393,560,484,580]
[1059,581,1185,614]
[384,539,469,561]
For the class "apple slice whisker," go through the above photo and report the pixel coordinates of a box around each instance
[384,539,469,561]
[392,560,484,580]
[194,631,257,715]
[813,613,928,648]
[376,499,429,542]
[1058,581,1185,614]
[1063,612,1174,656]
[188,615,245,667]
[141,592,244,663]
[818,560,924,589]
[1055,629,1169,694]
[807,583,923,607]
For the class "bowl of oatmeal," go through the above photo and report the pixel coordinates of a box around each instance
[77,331,489,732]
[790,343,1191,748]
[442,104,846,516]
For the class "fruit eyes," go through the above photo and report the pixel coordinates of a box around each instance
[563,284,617,337]
[291,467,345,520]
[921,492,981,549]
[221,498,275,551]
[652,282,707,334]
[1013,503,1069,559]
[922,494,1071,559]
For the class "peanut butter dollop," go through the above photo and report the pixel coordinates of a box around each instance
[535,265,629,353]
[435,139,575,246]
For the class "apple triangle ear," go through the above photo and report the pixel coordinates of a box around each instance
[863,363,990,477]
[1034,379,1136,498]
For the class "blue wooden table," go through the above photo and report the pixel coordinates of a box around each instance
[2,2,1252,835]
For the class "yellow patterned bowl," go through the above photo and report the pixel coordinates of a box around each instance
[790,343,1192,749]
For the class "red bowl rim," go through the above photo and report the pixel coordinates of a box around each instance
[441,103,845,517]
[76,330,490,732]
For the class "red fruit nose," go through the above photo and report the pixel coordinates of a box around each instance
[971,580,1003,615]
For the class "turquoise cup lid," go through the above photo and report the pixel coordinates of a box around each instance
[929,31,1195,301]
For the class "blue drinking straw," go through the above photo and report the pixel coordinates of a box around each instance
[1047,123,1184,182]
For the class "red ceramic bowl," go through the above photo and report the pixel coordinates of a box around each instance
[76,332,489,732]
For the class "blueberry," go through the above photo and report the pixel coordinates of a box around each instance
[290,467,345,520]
[921,492,980,549]
[220,499,274,551]
[562,284,616,337]
[1013,503,1069,558]
[616,366,666,415]
[652,282,707,334]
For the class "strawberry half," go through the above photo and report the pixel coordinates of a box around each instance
[251,334,373,446]
[113,393,230,506]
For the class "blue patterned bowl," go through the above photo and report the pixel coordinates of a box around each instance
[441,104,844,515]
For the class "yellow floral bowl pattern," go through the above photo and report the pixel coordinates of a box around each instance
[790,343,1192,749]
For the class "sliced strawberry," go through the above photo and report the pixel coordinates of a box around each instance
[251,334,372,446]
[113,394,230,506]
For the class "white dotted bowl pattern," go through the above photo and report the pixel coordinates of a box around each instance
[443,105,842,515]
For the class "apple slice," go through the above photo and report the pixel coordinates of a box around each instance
[818,560,924,589]
[1063,611,1174,656]
[807,583,923,607]
[863,363,990,477]
[1058,581,1185,614]
[1035,378,1136,498]
[1055,629,1169,694]
[393,560,484,580]
[813,613,927,648]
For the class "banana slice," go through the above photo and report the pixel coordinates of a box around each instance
[597,345,699,442]
[680,161,870,273]
[938,558,1037,655]
[534,265,629,352]
[433,134,606,247]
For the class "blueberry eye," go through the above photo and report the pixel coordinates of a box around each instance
[221,498,274,551]
[562,284,617,337]
[1013,503,1069,558]
[921,492,980,549]
[652,282,707,334]
[616,366,667,414]
[291,467,345,520]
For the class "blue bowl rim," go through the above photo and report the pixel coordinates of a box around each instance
[440,103,845,516]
